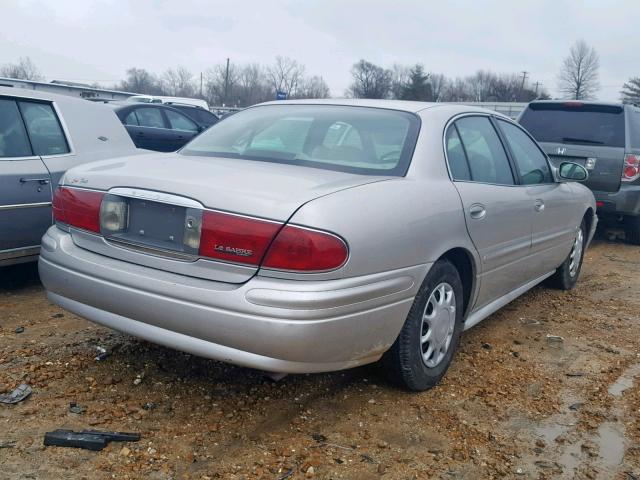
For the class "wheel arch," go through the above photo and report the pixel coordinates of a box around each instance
[438,247,478,319]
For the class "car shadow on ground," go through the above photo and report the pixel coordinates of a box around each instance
[0,262,41,291]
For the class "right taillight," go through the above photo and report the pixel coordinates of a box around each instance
[623,154,640,182]
[262,225,348,272]
[53,186,104,233]
[198,210,282,266]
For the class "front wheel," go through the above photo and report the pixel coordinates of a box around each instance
[547,219,586,290]
[381,259,464,391]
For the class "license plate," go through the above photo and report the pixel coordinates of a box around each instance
[107,199,202,255]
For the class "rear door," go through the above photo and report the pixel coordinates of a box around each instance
[127,106,175,152]
[496,119,579,276]
[0,97,52,261]
[518,102,626,192]
[164,109,200,150]
[446,115,535,308]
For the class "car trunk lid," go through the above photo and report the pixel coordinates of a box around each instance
[62,153,390,283]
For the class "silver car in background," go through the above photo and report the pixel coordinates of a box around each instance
[0,87,139,266]
[39,100,596,390]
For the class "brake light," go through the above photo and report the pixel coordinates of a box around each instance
[622,154,640,182]
[53,187,104,233]
[198,210,281,266]
[262,225,348,272]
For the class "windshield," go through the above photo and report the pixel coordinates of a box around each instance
[519,103,625,148]
[180,104,420,176]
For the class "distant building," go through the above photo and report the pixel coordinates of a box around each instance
[0,77,137,102]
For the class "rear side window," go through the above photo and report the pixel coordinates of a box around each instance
[519,103,625,148]
[19,101,70,156]
[445,125,470,181]
[0,98,32,158]
[124,110,139,126]
[498,120,553,184]
[177,107,217,126]
[455,116,514,185]
[135,108,165,129]
[165,109,198,132]
[181,105,420,176]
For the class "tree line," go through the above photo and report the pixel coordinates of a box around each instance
[3,40,640,105]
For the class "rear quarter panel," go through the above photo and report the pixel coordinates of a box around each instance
[280,105,479,282]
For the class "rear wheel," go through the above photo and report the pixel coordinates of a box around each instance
[547,219,586,290]
[381,259,463,391]
[624,215,640,245]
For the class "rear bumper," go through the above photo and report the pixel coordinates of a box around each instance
[594,184,640,217]
[39,227,426,373]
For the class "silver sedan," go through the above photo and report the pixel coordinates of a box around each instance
[39,100,596,391]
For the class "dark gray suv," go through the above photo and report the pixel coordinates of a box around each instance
[519,101,640,244]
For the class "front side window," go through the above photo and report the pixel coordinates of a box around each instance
[181,105,420,176]
[498,120,553,185]
[135,108,165,129]
[19,101,70,156]
[455,116,514,185]
[166,109,198,132]
[0,98,32,158]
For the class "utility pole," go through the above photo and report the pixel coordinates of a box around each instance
[520,71,529,91]
[533,81,542,97]
[200,72,203,98]
[223,58,230,106]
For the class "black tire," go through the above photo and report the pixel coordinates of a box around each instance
[547,219,586,290]
[624,216,640,245]
[381,259,464,391]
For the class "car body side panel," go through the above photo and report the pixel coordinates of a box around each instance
[0,156,52,252]
[527,182,583,276]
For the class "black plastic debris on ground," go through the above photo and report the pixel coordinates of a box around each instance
[43,429,140,451]
[14,327,24,334]
[0,384,32,404]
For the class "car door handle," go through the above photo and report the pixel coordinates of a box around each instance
[534,200,545,212]
[469,203,486,220]
[136,132,144,136]
[20,177,50,185]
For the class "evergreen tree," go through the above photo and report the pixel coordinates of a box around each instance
[401,64,432,101]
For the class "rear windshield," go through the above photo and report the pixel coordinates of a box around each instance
[180,104,420,176]
[519,103,625,148]
[175,107,218,126]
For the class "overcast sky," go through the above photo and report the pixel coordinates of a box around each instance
[0,0,637,101]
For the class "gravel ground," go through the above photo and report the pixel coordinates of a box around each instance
[1,234,639,479]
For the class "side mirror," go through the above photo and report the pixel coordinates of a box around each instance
[558,162,589,182]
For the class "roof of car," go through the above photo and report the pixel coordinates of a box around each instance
[256,98,511,119]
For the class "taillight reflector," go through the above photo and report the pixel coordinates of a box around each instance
[53,187,104,233]
[262,225,348,272]
[198,210,281,266]
[622,154,640,182]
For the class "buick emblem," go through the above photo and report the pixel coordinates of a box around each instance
[556,147,567,155]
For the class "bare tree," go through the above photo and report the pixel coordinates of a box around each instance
[161,66,195,97]
[621,77,640,104]
[267,56,305,98]
[429,73,448,101]
[347,59,392,99]
[0,57,44,81]
[558,40,600,100]
[237,63,271,106]
[204,62,239,106]
[390,64,410,100]
[118,67,163,94]
[295,75,330,99]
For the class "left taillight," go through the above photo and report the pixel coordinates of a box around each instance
[52,186,104,233]
[622,154,640,182]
